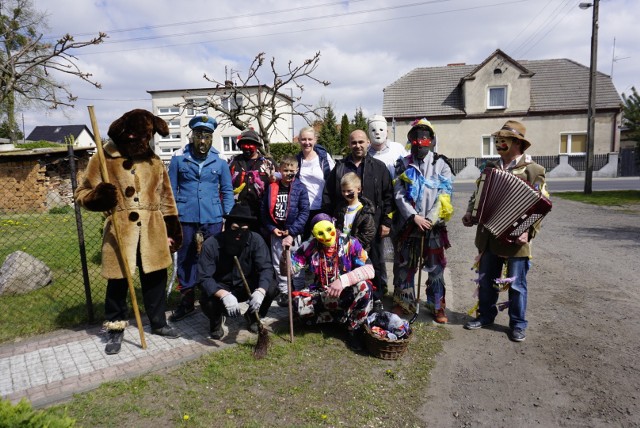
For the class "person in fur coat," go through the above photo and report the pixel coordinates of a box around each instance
[75,109,183,355]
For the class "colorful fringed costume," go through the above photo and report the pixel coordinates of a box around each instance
[392,149,454,316]
[289,234,374,331]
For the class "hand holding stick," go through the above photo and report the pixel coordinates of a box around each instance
[285,246,294,343]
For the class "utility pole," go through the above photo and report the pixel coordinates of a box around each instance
[580,0,599,194]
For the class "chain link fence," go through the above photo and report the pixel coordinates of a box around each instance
[0,146,177,344]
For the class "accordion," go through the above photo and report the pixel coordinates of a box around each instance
[471,168,552,241]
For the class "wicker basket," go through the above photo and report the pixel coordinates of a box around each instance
[363,324,411,360]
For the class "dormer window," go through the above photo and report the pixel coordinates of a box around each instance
[487,86,507,109]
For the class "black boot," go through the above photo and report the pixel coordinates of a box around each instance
[105,330,124,355]
[169,288,196,322]
[346,329,365,352]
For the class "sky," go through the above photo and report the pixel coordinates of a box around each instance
[18,0,640,139]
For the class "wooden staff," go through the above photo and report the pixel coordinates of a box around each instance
[285,246,294,343]
[87,106,147,349]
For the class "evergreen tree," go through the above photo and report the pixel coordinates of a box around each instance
[340,113,350,150]
[622,87,640,166]
[351,107,368,133]
[0,120,23,140]
[317,105,341,156]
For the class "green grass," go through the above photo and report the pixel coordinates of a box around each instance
[0,210,106,341]
[48,322,450,427]
[552,190,640,206]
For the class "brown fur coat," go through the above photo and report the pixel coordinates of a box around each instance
[75,110,181,279]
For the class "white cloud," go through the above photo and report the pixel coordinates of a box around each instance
[19,0,639,138]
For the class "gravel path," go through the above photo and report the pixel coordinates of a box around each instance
[417,191,640,427]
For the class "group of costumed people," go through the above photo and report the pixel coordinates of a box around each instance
[75,106,543,355]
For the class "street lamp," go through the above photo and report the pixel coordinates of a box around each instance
[580,0,599,194]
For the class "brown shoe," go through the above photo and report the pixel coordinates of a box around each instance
[434,308,448,324]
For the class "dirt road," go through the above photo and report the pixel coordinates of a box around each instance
[417,191,640,427]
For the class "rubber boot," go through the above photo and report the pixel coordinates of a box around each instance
[105,330,124,355]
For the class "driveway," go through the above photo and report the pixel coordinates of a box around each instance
[417,190,640,426]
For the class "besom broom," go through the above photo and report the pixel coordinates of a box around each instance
[233,256,270,359]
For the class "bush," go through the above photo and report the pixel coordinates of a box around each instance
[0,398,76,427]
[268,142,300,164]
[49,205,74,215]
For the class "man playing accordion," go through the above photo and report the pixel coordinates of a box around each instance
[462,120,550,342]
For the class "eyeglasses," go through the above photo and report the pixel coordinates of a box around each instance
[193,132,213,142]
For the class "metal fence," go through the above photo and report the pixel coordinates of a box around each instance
[0,149,177,343]
[448,154,609,175]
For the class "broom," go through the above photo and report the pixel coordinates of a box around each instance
[233,256,270,359]
[87,106,147,349]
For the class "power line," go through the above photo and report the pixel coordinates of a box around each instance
[74,0,529,56]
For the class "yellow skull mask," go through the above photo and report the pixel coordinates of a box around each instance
[312,220,337,247]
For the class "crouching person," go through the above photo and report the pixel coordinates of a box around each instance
[197,203,278,339]
[284,213,375,351]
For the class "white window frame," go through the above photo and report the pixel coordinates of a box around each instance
[481,135,501,157]
[222,135,240,155]
[185,98,209,116]
[159,131,181,141]
[487,86,507,109]
[222,94,244,111]
[560,132,587,155]
[160,146,182,154]
[157,106,180,115]
[167,119,180,129]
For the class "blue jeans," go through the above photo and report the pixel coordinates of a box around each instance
[477,248,530,330]
[177,222,223,291]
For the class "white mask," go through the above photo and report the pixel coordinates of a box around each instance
[367,116,388,147]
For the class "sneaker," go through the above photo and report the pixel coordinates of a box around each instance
[509,328,526,342]
[463,319,494,330]
[434,308,448,324]
[151,325,180,338]
[209,327,225,340]
[276,292,289,307]
[168,305,195,322]
[105,330,124,355]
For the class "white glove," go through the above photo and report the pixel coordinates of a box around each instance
[247,289,266,312]
[221,293,240,317]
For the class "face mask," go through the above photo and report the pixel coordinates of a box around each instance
[223,225,250,257]
[240,143,258,159]
[191,131,213,160]
[408,127,434,159]
[368,122,387,146]
[312,220,337,248]
[495,137,515,154]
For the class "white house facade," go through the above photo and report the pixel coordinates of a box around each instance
[148,85,294,161]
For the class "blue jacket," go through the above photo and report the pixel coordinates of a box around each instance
[260,178,310,237]
[168,145,234,224]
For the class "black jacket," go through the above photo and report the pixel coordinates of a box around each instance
[197,232,275,297]
[322,154,394,229]
[333,196,377,251]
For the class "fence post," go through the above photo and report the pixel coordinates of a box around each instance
[68,143,94,323]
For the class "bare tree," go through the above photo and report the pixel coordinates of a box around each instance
[0,0,106,142]
[192,51,329,152]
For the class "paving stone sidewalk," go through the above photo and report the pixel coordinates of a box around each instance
[0,302,290,408]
